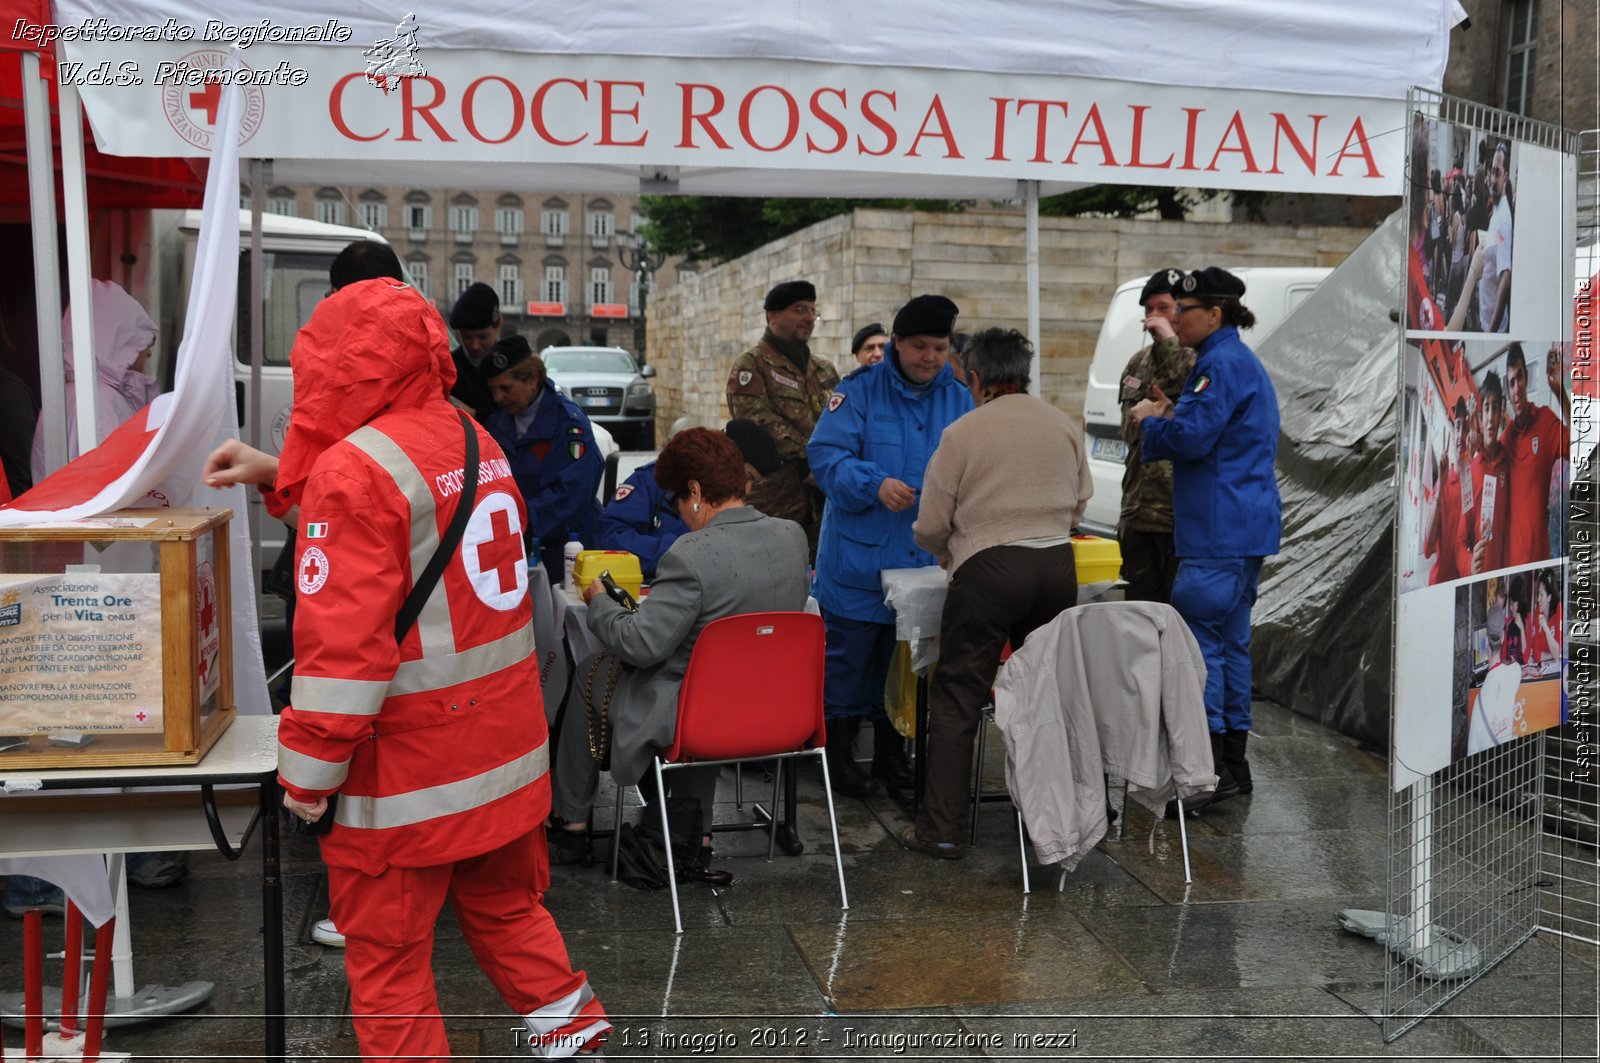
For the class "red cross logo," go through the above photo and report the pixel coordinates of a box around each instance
[298,547,330,595]
[134,709,149,724]
[476,507,524,594]
[189,82,222,125]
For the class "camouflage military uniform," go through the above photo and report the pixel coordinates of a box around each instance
[1118,334,1197,603]
[727,338,841,560]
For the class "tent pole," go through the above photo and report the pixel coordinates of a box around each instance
[1025,180,1041,396]
[22,50,67,474]
[248,159,265,578]
[58,80,99,454]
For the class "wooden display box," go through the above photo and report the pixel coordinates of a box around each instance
[0,508,235,768]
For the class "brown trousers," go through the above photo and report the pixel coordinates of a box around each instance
[914,543,1078,843]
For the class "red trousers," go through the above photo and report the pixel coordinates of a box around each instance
[327,827,607,1061]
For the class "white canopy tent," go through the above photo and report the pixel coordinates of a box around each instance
[34,0,1462,394]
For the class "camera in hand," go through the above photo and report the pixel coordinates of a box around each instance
[600,570,638,611]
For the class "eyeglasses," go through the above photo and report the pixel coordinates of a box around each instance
[1173,302,1206,315]
[790,305,822,320]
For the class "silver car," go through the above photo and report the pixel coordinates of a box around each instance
[539,345,657,450]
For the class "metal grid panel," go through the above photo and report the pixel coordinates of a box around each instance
[1384,736,1545,1040]
[1384,95,1584,1042]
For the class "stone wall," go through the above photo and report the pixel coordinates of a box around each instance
[648,209,1374,437]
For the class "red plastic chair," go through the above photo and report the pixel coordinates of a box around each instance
[610,611,849,934]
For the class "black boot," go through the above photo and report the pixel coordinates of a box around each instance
[825,717,879,797]
[870,718,915,790]
[1166,732,1239,817]
[1223,730,1252,795]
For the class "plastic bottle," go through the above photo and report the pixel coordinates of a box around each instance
[563,532,583,591]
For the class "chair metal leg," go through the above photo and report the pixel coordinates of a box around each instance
[815,749,850,912]
[735,764,744,809]
[656,759,685,934]
[1175,796,1193,884]
[1117,778,1128,841]
[970,709,989,846]
[766,759,782,861]
[609,782,625,881]
[1016,808,1030,895]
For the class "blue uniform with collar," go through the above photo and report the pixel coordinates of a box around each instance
[809,355,973,721]
[594,461,686,579]
[1141,324,1281,732]
[486,380,604,579]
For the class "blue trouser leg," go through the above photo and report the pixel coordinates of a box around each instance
[1220,558,1263,732]
[1172,558,1258,734]
[821,609,897,722]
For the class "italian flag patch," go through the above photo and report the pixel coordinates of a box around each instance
[1191,375,1211,394]
[304,522,329,539]
[569,442,586,460]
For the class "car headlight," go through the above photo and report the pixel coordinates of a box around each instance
[627,382,652,398]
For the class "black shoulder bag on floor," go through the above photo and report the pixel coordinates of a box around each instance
[292,414,481,835]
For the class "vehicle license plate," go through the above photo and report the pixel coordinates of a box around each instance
[1090,436,1127,462]
[582,395,609,407]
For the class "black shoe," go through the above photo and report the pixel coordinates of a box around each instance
[548,822,595,867]
[870,718,915,789]
[825,718,880,797]
[674,846,733,886]
[1166,734,1239,817]
[1223,730,1253,795]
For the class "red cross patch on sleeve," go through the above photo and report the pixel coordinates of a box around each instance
[827,392,845,412]
[613,484,634,501]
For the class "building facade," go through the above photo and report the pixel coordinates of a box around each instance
[1443,0,1596,131]
[259,185,687,359]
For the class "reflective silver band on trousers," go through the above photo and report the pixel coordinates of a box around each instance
[345,424,457,658]
[288,623,534,711]
[334,741,549,830]
[277,742,350,793]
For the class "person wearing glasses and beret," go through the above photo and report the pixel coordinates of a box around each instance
[725,280,840,561]
[1129,267,1280,809]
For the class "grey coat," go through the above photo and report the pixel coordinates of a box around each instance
[585,506,810,784]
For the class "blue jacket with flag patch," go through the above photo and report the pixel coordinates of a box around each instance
[486,380,604,577]
[807,356,973,623]
[594,461,686,579]
[1140,325,1281,559]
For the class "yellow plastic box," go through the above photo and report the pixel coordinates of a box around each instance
[1071,534,1123,584]
[572,550,644,598]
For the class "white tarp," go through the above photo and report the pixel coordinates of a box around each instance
[46,0,1464,197]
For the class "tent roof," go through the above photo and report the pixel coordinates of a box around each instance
[41,0,1463,199]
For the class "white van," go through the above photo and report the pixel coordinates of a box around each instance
[1078,266,1332,536]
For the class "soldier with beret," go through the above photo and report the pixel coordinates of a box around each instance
[1131,267,1281,809]
[481,335,604,578]
[1117,268,1198,603]
[850,323,888,368]
[726,280,840,560]
[808,294,974,796]
[448,281,503,422]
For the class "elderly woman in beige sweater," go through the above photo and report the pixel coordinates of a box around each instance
[903,327,1093,857]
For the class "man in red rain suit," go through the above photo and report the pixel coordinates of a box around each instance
[204,275,607,1061]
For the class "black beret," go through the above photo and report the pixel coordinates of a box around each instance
[1177,267,1246,300]
[480,334,532,379]
[892,294,959,339]
[449,282,501,329]
[850,322,887,353]
[763,280,817,312]
[1139,268,1185,306]
[724,419,782,477]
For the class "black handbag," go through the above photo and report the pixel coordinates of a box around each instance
[292,413,481,835]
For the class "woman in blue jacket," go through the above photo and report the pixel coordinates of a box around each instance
[807,295,974,796]
[480,336,604,578]
[1131,268,1281,805]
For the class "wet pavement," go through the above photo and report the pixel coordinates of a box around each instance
[3,698,1596,1060]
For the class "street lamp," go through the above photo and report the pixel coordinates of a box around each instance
[616,229,666,365]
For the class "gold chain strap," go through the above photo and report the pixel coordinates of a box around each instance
[585,653,620,764]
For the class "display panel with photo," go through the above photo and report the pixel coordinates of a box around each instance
[1398,338,1570,594]
[1448,564,1565,763]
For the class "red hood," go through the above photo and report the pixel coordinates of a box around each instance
[276,279,456,489]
